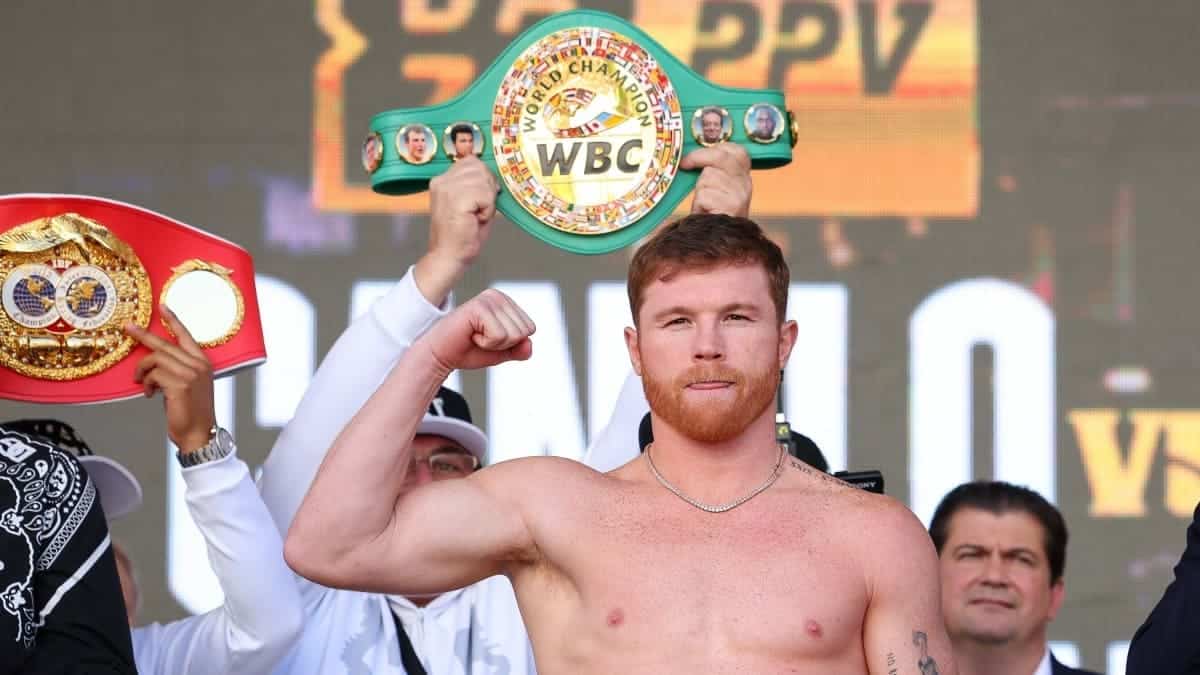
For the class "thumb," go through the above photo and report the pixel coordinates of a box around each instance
[504,337,533,362]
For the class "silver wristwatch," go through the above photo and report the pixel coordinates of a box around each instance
[177,425,235,468]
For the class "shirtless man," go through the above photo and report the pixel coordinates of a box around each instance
[286,154,955,674]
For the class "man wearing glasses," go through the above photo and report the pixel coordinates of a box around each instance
[258,155,536,675]
[265,377,527,675]
[406,388,485,485]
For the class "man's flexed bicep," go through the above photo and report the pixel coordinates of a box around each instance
[375,459,542,593]
[862,500,958,675]
[285,287,538,593]
[287,457,540,594]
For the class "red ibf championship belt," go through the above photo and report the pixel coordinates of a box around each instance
[0,194,265,404]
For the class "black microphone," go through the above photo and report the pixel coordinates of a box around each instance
[832,470,885,494]
[775,369,795,455]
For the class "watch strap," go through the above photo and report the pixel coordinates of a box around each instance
[176,426,234,468]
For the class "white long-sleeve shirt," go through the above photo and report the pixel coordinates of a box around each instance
[131,450,303,675]
[259,266,536,675]
[583,370,646,473]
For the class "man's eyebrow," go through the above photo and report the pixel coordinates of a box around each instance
[651,302,761,321]
[999,547,1040,559]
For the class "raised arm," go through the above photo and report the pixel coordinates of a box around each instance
[257,157,496,536]
[125,311,302,675]
[286,266,543,596]
[130,453,303,675]
[862,500,958,675]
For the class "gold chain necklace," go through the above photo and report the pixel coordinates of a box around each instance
[644,443,786,513]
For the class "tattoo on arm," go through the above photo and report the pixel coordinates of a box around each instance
[912,631,941,675]
[886,651,898,675]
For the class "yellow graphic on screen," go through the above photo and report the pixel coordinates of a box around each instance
[313,0,977,217]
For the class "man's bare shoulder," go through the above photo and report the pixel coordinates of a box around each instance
[480,454,603,482]
[810,474,939,590]
[783,456,930,546]
[782,454,870,500]
[474,455,619,504]
[855,492,932,551]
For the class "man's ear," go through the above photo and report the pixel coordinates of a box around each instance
[624,326,642,376]
[1046,578,1066,622]
[778,319,798,369]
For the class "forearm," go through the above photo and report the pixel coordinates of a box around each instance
[413,249,466,309]
[258,263,451,535]
[286,344,450,585]
[176,453,302,673]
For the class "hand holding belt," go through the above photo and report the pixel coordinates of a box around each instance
[364,9,795,255]
[0,194,265,404]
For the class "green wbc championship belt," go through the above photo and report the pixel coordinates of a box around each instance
[366,9,794,255]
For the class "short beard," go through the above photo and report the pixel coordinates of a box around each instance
[643,360,778,443]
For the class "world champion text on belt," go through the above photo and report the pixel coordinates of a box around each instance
[365,9,794,255]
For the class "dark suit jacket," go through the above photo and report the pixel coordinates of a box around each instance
[1127,502,1200,675]
[1052,653,1100,675]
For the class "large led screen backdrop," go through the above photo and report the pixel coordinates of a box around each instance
[5,2,1200,671]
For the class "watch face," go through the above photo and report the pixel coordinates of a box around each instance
[214,426,235,453]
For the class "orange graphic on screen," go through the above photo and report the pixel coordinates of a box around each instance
[313,0,977,217]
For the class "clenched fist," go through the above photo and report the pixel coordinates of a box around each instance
[421,289,536,373]
[428,156,499,267]
[682,143,752,218]
[415,156,501,305]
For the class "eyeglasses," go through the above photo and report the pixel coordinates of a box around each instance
[408,450,480,480]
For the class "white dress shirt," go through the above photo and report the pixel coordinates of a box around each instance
[131,450,303,674]
[1034,648,1053,675]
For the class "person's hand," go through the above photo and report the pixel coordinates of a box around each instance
[124,308,216,454]
[681,143,752,218]
[415,157,500,305]
[419,289,535,373]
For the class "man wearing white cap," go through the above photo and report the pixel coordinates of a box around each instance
[256,158,535,675]
[268,381,523,675]
[10,309,304,674]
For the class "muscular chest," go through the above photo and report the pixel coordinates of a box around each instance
[536,490,869,657]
